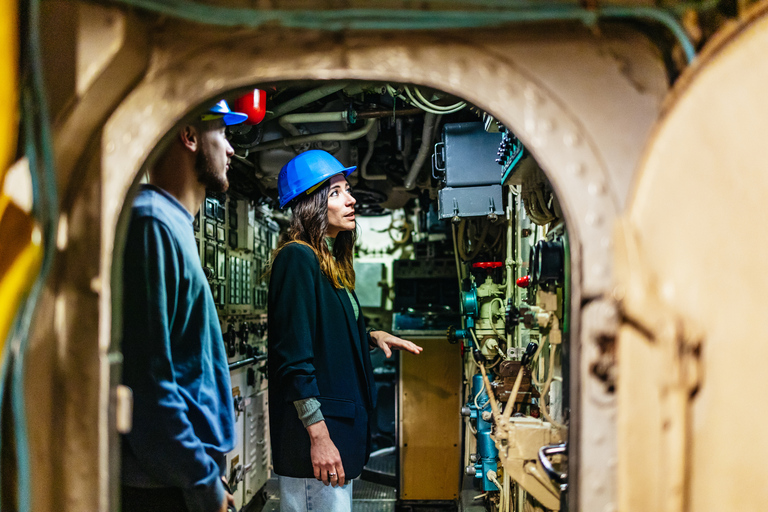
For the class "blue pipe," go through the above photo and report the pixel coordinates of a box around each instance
[467,374,499,491]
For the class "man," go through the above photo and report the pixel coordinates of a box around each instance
[121,100,247,512]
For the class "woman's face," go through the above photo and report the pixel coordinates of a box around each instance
[326,173,356,238]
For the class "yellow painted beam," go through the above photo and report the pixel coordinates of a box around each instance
[0,0,18,180]
[0,1,39,358]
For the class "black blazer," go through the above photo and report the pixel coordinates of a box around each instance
[267,243,376,479]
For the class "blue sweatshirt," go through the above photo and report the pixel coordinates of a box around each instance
[121,185,235,512]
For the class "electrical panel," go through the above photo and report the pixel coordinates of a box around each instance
[193,192,277,509]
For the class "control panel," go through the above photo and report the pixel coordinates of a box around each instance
[193,192,278,510]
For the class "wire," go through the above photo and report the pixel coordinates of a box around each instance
[458,219,490,261]
[451,222,464,291]
[466,415,477,435]
[487,471,503,491]
[530,333,549,387]
[469,328,482,353]
[473,378,485,410]
[538,344,566,430]
[1,0,59,510]
[486,354,502,369]
[404,86,466,114]
[412,86,465,112]
[489,297,506,340]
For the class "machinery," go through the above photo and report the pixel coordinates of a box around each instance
[3,1,768,511]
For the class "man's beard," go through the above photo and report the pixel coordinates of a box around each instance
[195,149,228,193]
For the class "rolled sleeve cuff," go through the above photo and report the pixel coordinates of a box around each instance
[294,397,324,428]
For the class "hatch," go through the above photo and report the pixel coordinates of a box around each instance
[615,4,768,511]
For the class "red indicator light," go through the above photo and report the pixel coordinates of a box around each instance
[516,275,531,288]
[233,89,267,125]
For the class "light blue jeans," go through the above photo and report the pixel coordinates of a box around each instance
[278,475,353,512]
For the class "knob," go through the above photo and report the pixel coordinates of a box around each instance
[233,395,245,413]
[521,341,539,366]
[460,406,472,417]
[226,325,237,358]
[446,326,459,344]
[469,453,478,463]
[465,464,478,476]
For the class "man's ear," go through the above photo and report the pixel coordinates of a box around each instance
[179,125,198,152]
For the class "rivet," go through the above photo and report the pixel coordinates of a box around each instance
[106,141,115,153]
[604,503,617,512]
[564,132,581,147]
[90,276,102,294]
[585,212,602,226]
[592,480,605,493]
[122,132,132,144]
[567,163,585,177]
[524,84,541,105]
[601,236,611,249]
[592,264,605,276]
[540,118,554,133]
[588,182,605,196]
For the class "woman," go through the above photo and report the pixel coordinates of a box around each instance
[267,150,422,512]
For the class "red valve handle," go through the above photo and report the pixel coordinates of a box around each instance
[516,275,531,288]
[472,261,503,269]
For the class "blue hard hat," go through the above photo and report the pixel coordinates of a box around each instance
[278,150,356,209]
[201,100,248,126]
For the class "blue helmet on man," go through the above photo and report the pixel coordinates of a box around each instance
[201,99,248,126]
[277,150,357,209]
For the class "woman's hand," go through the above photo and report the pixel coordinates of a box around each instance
[306,421,346,487]
[370,331,423,358]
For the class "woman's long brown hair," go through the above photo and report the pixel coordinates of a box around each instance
[271,179,356,289]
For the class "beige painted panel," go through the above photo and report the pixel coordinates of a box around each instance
[621,4,768,510]
[399,337,462,501]
[617,324,661,511]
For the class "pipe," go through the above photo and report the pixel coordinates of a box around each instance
[228,355,267,371]
[264,82,349,122]
[278,111,349,136]
[357,107,423,119]
[523,461,561,498]
[108,1,698,64]
[251,118,376,152]
[506,187,514,348]
[361,119,386,180]
[403,112,439,190]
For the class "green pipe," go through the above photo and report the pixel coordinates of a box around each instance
[106,0,699,63]
[264,82,349,122]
